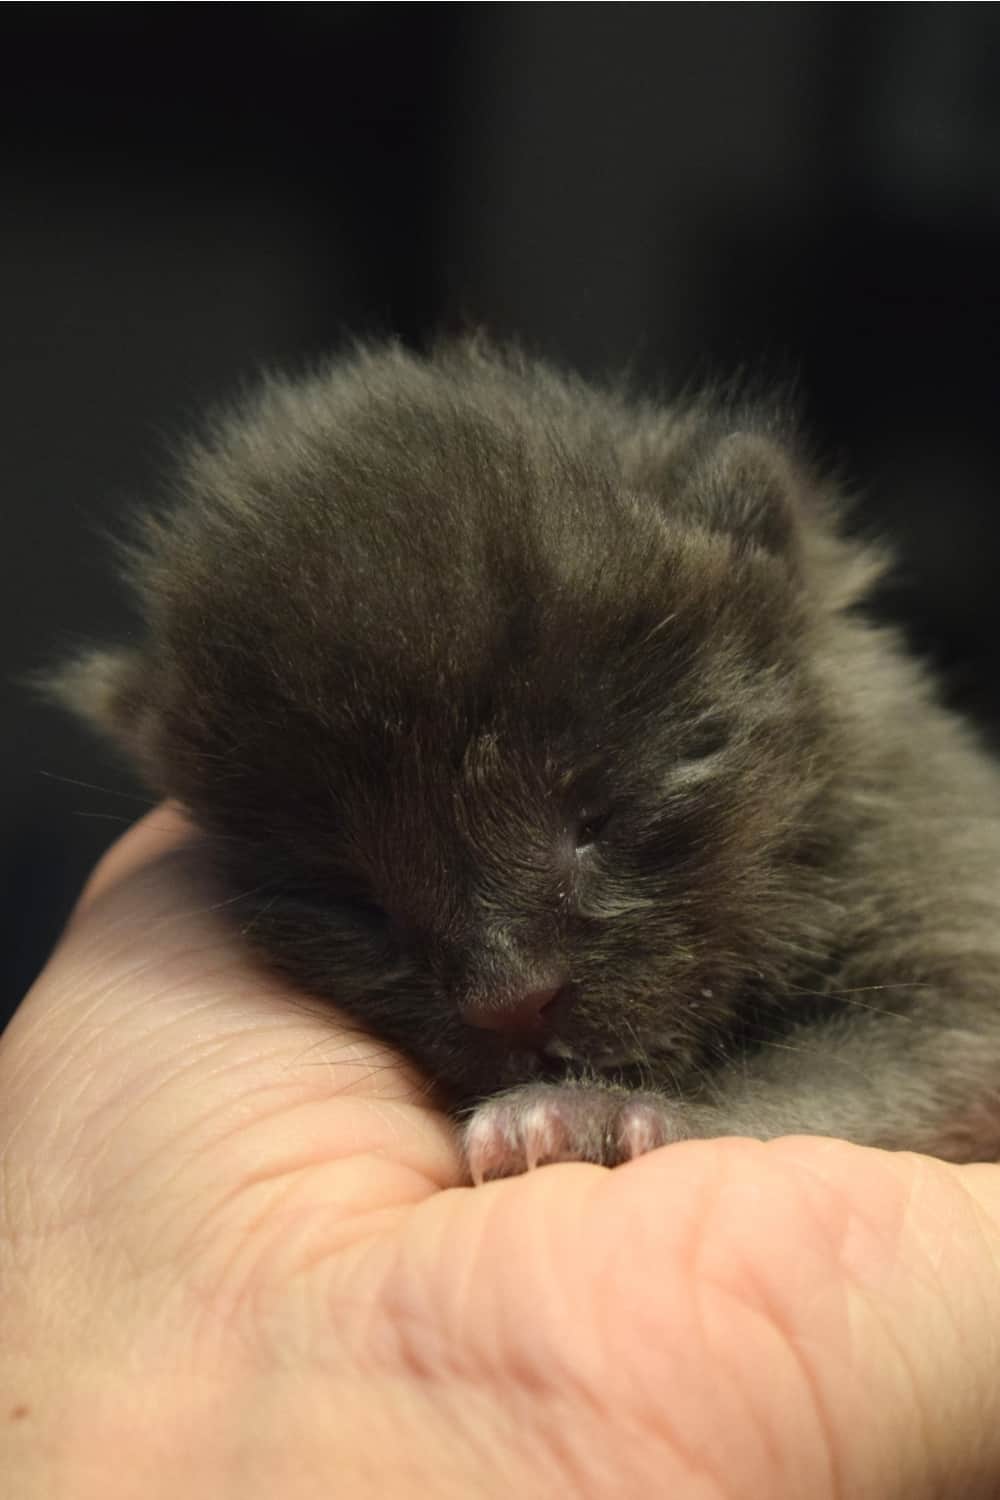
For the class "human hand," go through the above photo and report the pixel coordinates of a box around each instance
[4,808,1000,1499]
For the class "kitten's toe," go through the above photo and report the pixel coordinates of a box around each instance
[615,1095,682,1160]
[464,1090,575,1183]
[463,1084,685,1182]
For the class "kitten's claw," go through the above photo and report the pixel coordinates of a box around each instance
[463,1083,686,1182]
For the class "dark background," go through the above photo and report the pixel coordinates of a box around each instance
[4,4,1000,1019]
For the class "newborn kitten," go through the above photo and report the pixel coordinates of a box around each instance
[53,337,1000,1179]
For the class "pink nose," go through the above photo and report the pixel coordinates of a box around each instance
[460,985,565,1039]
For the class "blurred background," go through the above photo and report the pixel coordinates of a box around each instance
[4,4,1000,1019]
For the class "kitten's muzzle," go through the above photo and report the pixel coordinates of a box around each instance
[460,983,573,1042]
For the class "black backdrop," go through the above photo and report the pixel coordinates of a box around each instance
[5,4,1000,1018]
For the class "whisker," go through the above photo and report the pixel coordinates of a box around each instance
[779,996,917,1020]
[38,769,157,807]
[827,996,916,1020]
[789,980,932,998]
[240,892,281,937]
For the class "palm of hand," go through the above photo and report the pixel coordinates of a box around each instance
[2,810,997,1499]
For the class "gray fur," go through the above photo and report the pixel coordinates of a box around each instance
[52,337,1000,1174]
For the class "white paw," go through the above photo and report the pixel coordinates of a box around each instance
[463,1083,685,1183]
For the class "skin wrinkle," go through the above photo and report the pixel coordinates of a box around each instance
[697,1287,832,1500]
[383,1173,737,1493]
[884,1167,1000,1492]
[375,1372,581,1497]
[120,1090,453,1283]
[31,1030,307,1211]
[382,1371,611,1499]
[68,993,274,1112]
[492,1170,615,1385]
[598,1301,739,1500]
[9,952,455,1276]
[194,1102,452,1234]
[608,1153,840,1497]
[40,950,248,1075]
[199,1190,395,1349]
[958,1172,1000,1282]
[330,1182,717,1500]
[866,1290,940,1497]
[884,1293,959,1497]
[0,980,117,1122]
[781,1146,913,1289]
[697,1258,841,1498]
[609,1180,808,1494]
[96,1088,346,1238]
[607,1143,878,1493]
[704,1146,869,1476]
[81,948,402,1085]
[734,1145,997,1498]
[184,1171,407,1337]
[372,1175,614,1398]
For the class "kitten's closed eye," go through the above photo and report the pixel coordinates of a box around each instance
[681,717,730,763]
[275,884,390,933]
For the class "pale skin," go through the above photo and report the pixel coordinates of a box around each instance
[4,810,1000,1498]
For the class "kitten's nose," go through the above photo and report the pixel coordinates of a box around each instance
[460,984,568,1040]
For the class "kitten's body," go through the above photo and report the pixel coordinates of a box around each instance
[56,339,1000,1176]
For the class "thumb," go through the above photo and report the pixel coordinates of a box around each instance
[0,806,460,1265]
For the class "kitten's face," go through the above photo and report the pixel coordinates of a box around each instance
[155,523,835,1108]
[60,345,846,1109]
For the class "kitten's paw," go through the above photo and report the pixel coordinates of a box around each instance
[463,1083,687,1183]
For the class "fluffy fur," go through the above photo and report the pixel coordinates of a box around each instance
[53,338,1000,1175]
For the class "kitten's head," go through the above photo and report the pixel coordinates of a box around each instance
[55,342,858,1107]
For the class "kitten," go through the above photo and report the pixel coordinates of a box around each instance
[52,337,1000,1179]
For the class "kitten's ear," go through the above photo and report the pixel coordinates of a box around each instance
[43,647,157,767]
[685,432,801,563]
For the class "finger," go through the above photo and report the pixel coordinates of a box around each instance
[329,1137,1000,1500]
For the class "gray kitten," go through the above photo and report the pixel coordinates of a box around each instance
[53,337,1000,1179]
